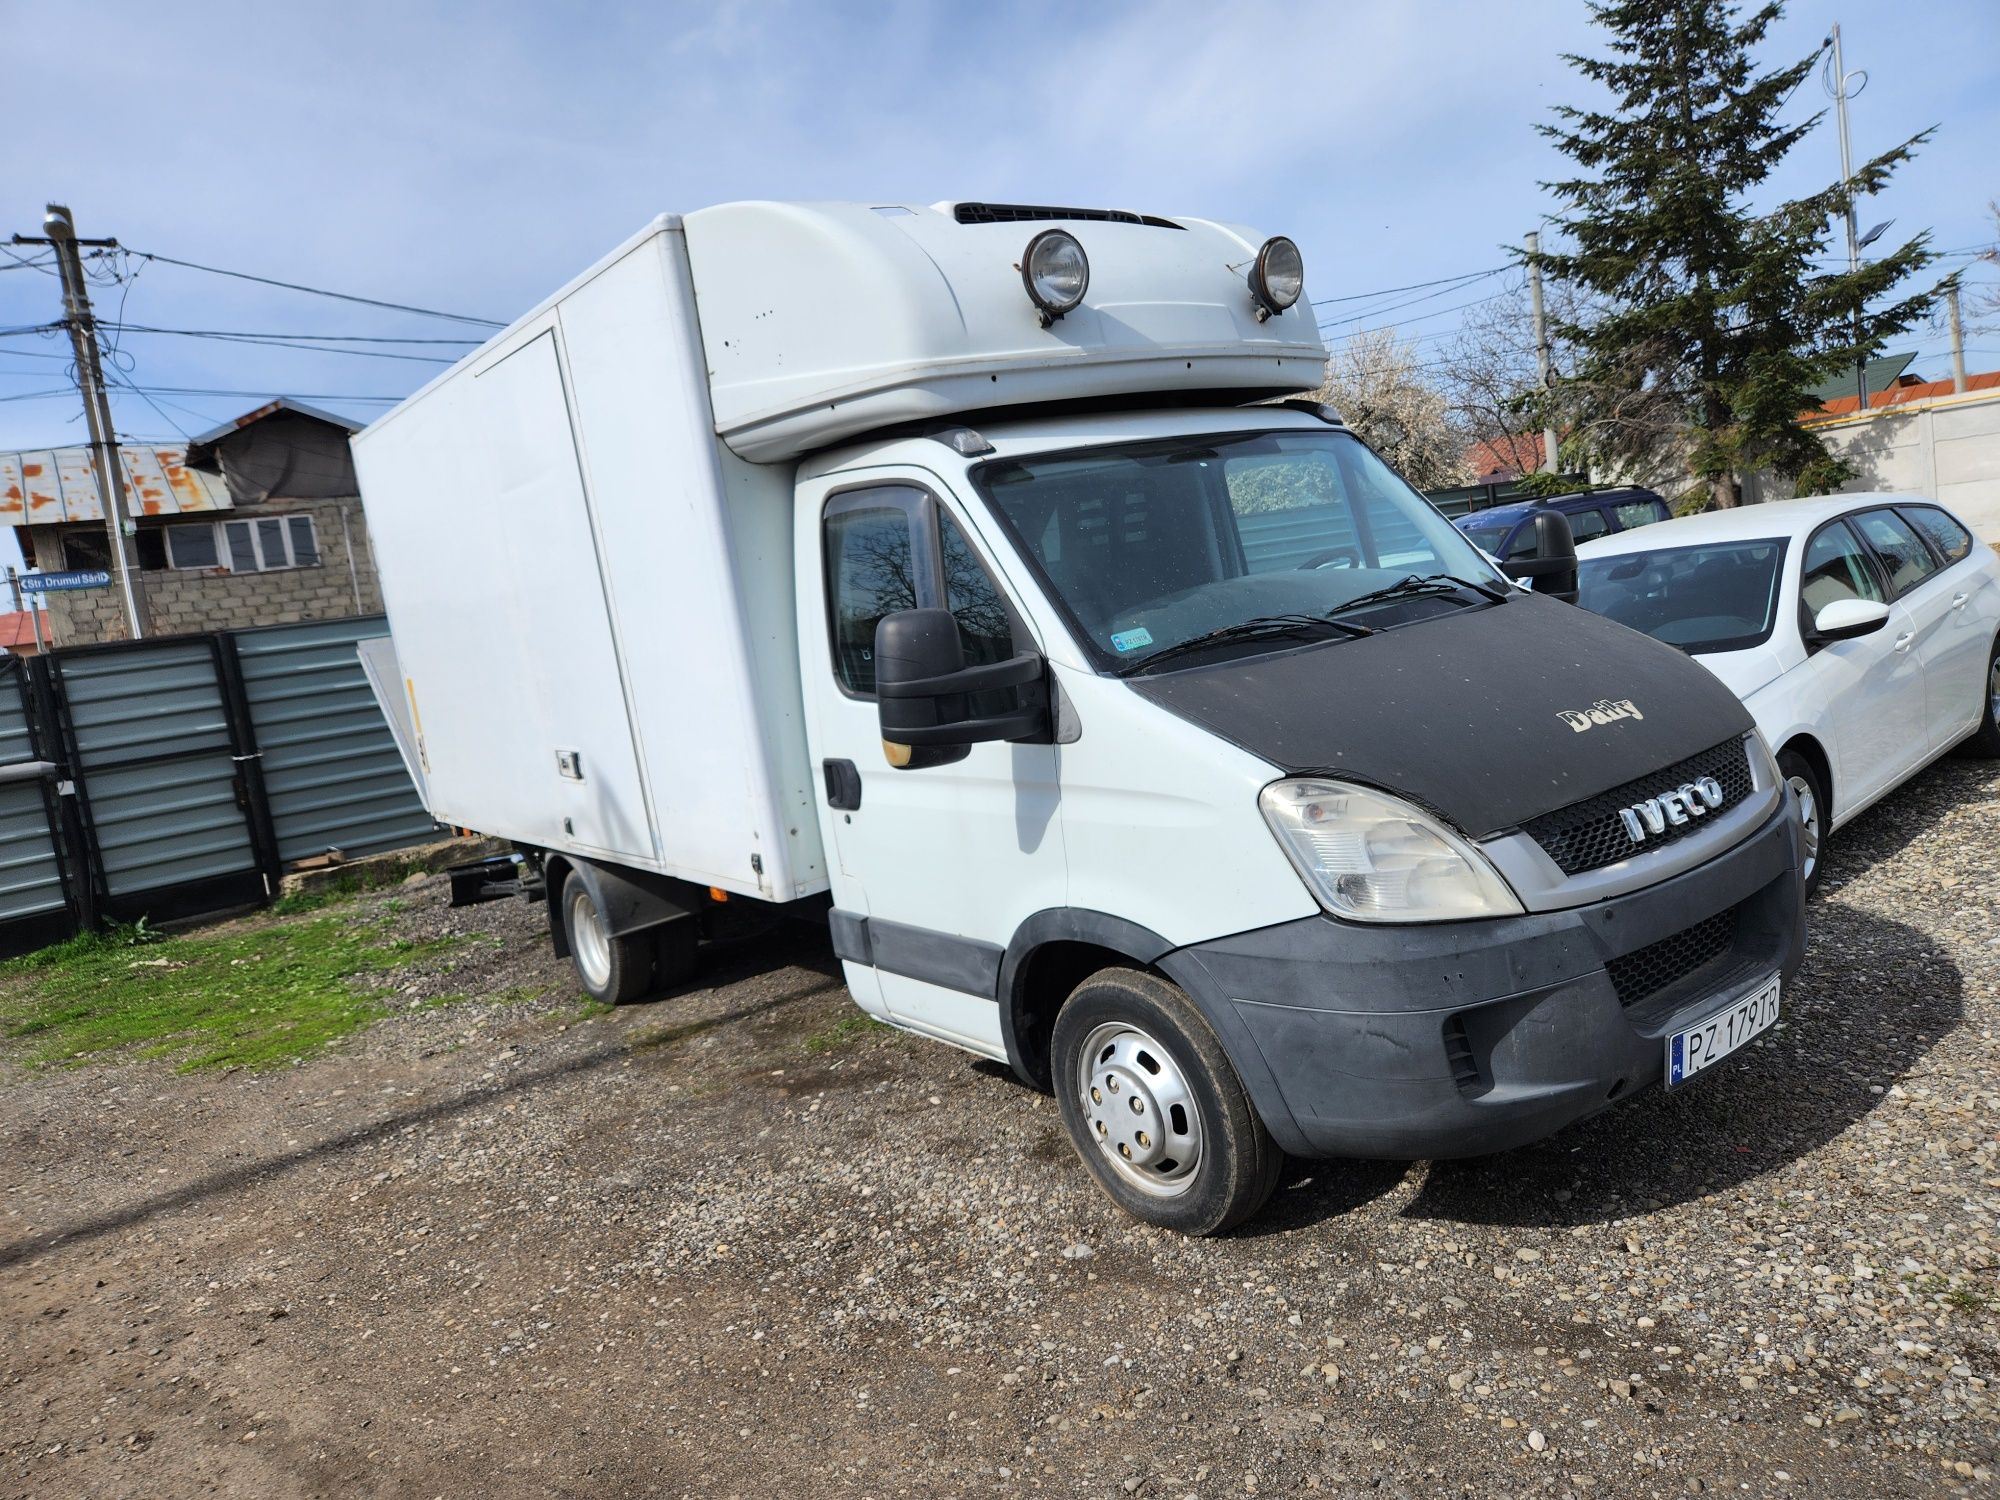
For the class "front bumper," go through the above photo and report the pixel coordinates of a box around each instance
[1162,796,1805,1160]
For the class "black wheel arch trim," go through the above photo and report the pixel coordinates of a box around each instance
[543,854,700,961]
[997,907,1312,1156]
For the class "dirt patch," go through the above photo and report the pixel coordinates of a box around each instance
[5,762,2000,1497]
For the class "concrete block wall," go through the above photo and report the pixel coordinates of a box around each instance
[35,496,382,647]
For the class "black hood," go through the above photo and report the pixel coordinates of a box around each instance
[1129,591,1753,839]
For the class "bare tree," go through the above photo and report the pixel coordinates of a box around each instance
[1305,327,1471,489]
[1440,278,1697,500]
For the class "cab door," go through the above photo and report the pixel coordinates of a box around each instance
[794,469,1066,1058]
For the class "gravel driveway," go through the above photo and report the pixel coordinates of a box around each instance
[4,759,1998,1499]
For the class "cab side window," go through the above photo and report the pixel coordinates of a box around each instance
[825,505,918,695]
[1851,508,1939,598]
[824,489,1021,697]
[1899,505,1973,566]
[1799,521,1883,619]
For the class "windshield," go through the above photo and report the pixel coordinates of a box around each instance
[1577,539,1786,654]
[970,429,1506,671]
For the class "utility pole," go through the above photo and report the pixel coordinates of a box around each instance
[1946,284,1967,394]
[1524,230,1561,475]
[1828,24,1869,412]
[10,205,147,640]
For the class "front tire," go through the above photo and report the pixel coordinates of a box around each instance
[1778,750,1826,900]
[562,877,655,1005]
[1959,637,2000,758]
[1051,968,1283,1236]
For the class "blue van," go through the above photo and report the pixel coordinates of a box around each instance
[1456,487,1670,560]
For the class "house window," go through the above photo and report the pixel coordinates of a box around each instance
[60,529,112,571]
[165,515,321,572]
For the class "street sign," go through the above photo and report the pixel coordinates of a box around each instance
[19,569,112,594]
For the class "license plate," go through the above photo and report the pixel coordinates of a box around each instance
[1667,973,1780,1088]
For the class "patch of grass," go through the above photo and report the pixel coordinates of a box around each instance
[570,998,613,1022]
[0,913,461,1073]
[804,1010,888,1055]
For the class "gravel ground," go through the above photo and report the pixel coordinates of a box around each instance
[3,758,1998,1499]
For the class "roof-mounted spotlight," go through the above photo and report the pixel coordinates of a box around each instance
[1248,236,1304,321]
[1022,229,1088,327]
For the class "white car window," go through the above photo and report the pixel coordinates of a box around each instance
[1800,522,1885,617]
[1851,508,1939,598]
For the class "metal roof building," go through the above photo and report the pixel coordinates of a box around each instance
[0,444,232,526]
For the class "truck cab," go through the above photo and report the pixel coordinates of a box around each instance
[355,202,1806,1234]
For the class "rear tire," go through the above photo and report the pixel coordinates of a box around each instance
[1959,637,2000,758]
[1778,750,1826,901]
[1051,968,1283,1236]
[562,878,655,1005]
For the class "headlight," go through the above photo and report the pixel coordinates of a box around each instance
[1248,236,1304,320]
[1745,727,1778,787]
[1259,778,1522,922]
[1022,229,1088,325]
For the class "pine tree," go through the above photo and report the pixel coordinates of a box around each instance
[1533,0,1939,507]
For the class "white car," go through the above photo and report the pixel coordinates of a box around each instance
[1575,493,2000,892]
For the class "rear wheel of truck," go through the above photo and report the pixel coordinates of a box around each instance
[1051,968,1283,1236]
[562,879,655,1005]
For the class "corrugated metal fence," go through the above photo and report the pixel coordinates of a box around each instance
[0,615,434,956]
[234,618,437,864]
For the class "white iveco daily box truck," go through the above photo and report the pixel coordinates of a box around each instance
[354,201,1805,1233]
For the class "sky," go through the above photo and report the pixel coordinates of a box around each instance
[2,0,1997,493]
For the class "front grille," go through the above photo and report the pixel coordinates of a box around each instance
[1523,738,1754,876]
[952,201,1184,230]
[1606,905,1738,1010]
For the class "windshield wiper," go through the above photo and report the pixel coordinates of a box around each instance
[1118,613,1372,677]
[1328,572,1509,619]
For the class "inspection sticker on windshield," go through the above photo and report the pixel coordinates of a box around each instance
[1110,628,1153,653]
[1667,973,1780,1088]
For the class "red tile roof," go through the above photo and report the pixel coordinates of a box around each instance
[1812,369,2000,418]
[0,609,49,653]
[1464,431,1545,483]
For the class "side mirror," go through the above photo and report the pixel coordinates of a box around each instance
[1810,597,1891,644]
[1499,510,1579,604]
[874,608,1048,768]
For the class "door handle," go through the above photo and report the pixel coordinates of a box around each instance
[1894,632,1915,652]
[822,758,862,811]
[1952,592,1969,610]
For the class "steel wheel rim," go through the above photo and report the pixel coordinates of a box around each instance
[1988,656,1999,725]
[1788,774,1821,883]
[1075,1021,1204,1199]
[569,886,612,990]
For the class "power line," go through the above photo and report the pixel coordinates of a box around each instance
[102,326,457,365]
[1310,265,1508,307]
[100,363,192,441]
[103,323,479,345]
[1320,286,1517,334]
[122,248,505,328]
[0,246,56,275]
[110,384,404,403]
